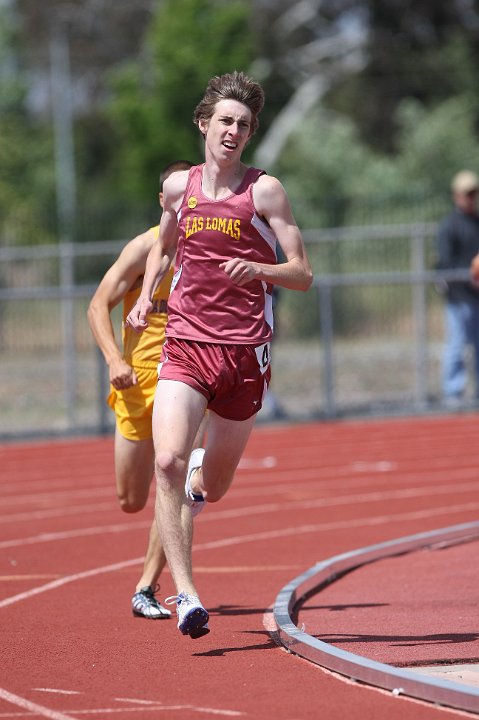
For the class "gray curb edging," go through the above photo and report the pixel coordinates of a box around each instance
[273,521,479,714]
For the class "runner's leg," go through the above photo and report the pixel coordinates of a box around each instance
[114,431,167,589]
[152,380,207,596]
[189,411,256,502]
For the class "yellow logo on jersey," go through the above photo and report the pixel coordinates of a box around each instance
[185,215,241,241]
[188,196,197,209]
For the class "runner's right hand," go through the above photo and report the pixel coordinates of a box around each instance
[125,297,153,333]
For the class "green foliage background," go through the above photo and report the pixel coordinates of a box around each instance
[103,0,254,211]
[2,0,479,261]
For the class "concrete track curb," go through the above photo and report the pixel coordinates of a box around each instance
[272,521,479,715]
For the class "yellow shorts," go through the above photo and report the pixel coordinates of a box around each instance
[107,365,158,441]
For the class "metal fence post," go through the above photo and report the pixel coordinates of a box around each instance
[59,241,76,429]
[411,226,429,408]
[318,280,336,418]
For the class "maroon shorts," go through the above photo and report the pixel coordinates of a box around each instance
[158,337,271,421]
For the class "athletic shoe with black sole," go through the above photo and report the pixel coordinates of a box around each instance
[166,592,210,638]
[185,448,206,517]
[132,586,171,619]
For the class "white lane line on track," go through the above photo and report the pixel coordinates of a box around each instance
[0,701,244,717]
[192,501,479,553]
[350,461,397,472]
[238,456,276,469]
[114,697,174,705]
[1,499,479,610]
[199,479,479,523]
[2,466,478,524]
[1,455,473,501]
[0,502,117,525]
[0,557,143,609]
[113,698,244,715]
[0,456,275,498]
[1,486,115,508]
[0,574,59,580]
[0,688,77,720]
[2,476,478,542]
[61,705,243,716]
[0,477,103,493]
[33,690,82,696]
[236,463,479,485]
[0,521,149,549]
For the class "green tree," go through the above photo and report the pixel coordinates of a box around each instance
[272,93,479,337]
[276,93,479,230]
[106,0,254,203]
[328,3,479,153]
[0,7,54,246]
[396,95,479,200]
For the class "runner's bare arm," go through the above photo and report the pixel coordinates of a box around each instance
[87,229,157,387]
[220,174,312,291]
[126,172,188,332]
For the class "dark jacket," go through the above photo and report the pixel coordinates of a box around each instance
[436,208,479,301]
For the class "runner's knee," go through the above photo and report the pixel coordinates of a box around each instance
[117,489,148,513]
[154,450,185,485]
[202,471,233,503]
[116,473,149,512]
[203,489,222,503]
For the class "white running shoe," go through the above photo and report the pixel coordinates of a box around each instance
[165,592,210,638]
[131,586,171,619]
[185,448,206,517]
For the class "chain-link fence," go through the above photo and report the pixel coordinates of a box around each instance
[0,222,473,440]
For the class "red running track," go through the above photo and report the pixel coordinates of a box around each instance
[1,414,479,720]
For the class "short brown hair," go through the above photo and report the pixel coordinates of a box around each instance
[193,71,265,137]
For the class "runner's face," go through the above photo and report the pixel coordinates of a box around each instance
[200,99,252,162]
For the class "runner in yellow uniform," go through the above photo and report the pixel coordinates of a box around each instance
[88,160,206,619]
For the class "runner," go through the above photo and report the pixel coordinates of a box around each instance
[88,160,206,619]
[126,71,312,638]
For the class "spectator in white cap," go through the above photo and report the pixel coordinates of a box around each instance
[436,169,479,405]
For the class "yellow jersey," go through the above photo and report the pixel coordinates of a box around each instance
[122,232,174,368]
